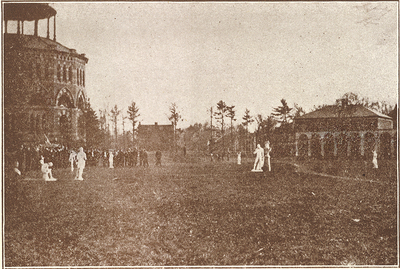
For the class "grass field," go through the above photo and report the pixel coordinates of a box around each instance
[4,154,398,266]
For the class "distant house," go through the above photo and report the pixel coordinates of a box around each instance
[137,122,174,151]
[294,103,396,159]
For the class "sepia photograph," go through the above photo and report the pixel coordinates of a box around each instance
[2,1,398,267]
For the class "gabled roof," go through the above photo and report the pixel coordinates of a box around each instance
[296,104,392,120]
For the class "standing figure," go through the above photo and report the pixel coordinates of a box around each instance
[143,150,149,167]
[252,144,264,172]
[109,150,114,169]
[75,147,87,180]
[372,149,378,169]
[264,141,272,172]
[237,152,241,165]
[69,150,77,172]
[155,150,162,166]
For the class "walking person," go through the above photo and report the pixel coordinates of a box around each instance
[75,147,87,181]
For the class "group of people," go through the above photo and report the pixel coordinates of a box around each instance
[252,141,272,173]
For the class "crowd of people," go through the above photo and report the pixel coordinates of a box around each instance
[13,144,156,174]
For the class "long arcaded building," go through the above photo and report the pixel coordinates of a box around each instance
[3,3,89,150]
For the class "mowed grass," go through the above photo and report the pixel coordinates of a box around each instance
[4,155,397,266]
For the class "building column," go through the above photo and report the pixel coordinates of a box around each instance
[5,20,8,33]
[320,134,324,157]
[360,132,365,156]
[17,20,20,35]
[34,20,38,36]
[47,17,50,39]
[53,15,56,41]
[333,133,338,157]
[22,21,24,34]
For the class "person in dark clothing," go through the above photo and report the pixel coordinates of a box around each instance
[155,150,162,166]
[143,150,149,167]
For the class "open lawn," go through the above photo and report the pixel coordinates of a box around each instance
[4,155,398,266]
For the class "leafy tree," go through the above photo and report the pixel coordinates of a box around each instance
[109,104,121,146]
[168,103,182,151]
[127,101,140,146]
[272,99,293,125]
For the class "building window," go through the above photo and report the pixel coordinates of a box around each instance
[63,65,67,82]
[57,65,61,81]
[69,67,73,83]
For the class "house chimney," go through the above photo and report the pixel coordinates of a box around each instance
[155,122,158,125]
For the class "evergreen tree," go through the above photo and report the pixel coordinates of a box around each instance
[168,103,182,151]
[82,102,103,148]
[272,99,293,125]
[127,101,140,146]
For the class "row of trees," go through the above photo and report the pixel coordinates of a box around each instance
[86,101,182,150]
[83,92,395,154]
[181,92,396,158]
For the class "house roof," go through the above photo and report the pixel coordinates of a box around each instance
[4,3,56,21]
[296,104,392,120]
[4,34,88,62]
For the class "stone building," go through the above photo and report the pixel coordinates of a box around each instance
[4,3,88,150]
[137,122,174,151]
[294,103,396,159]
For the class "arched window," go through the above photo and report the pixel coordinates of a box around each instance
[56,89,74,108]
[380,133,391,159]
[69,67,73,82]
[364,132,375,159]
[77,93,85,110]
[323,133,335,159]
[77,68,80,85]
[57,64,61,81]
[63,65,67,82]
[310,133,321,158]
[337,133,348,158]
[298,134,308,157]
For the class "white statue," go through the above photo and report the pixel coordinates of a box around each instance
[252,144,264,172]
[237,152,241,165]
[69,150,77,172]
[372,149,378,169]
[264,141,272,172]
[75,147,87,180]
[40,158,56,181]
[109,151,114,169]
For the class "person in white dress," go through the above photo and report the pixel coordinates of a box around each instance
[264,141,272,172]
[252,144,264,172]
[75,147,87,180]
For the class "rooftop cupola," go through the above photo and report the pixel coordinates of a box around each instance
[3,3,57,40]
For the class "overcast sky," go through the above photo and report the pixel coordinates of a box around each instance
[50,2,397,129]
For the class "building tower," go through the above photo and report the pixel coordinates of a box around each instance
[3,3,89,150]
